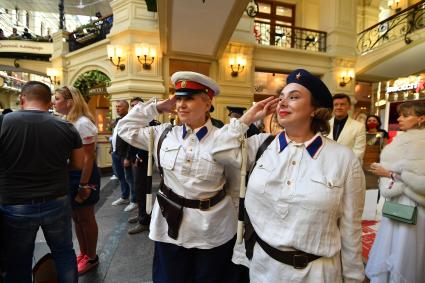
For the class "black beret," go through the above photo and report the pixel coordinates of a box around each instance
[286,69,333,110]
[227,106,246,116]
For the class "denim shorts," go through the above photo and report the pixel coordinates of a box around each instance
[69,163,100,208]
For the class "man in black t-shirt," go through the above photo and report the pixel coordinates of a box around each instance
[0,81,82,283]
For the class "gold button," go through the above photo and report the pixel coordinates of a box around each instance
[287,180,291,185]
[291,161,296,165]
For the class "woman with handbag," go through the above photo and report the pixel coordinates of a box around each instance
[53,86,100,276]
[366,100,425,283]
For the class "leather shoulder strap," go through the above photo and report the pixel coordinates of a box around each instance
[247,135,275,180]
[156,124,174,177]
[255,135,275,162]
[244,134,275,260]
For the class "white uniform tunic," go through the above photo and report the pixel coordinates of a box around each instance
[213,119,365,283]
[116,100,237,249]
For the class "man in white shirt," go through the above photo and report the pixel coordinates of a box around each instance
[111,101,137,212]
[328,93,366,161]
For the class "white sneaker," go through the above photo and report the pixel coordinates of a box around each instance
[124,202,138,212]
[112,198,130,206]
[110,175,118,180]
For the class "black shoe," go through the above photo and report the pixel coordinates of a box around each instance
[128,224,149,235]
[128,215,139,224]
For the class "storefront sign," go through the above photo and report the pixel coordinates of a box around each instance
[89,86,108,96]
[0,40,53,54]
[386,82,418,93]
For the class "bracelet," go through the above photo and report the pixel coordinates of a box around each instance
[79,184,95,190]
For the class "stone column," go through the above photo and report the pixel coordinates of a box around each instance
[319,0,358,101]
[107,0,165,105]
[357,0,380,33]
[215,14,257,123]
[49,30,70,87]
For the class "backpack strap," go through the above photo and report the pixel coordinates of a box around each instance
[156,124,174,178]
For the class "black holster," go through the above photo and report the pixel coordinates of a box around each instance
[244,209,257,260]
[156,191,183,240]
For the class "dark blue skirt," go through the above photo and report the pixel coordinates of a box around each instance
[69,163,100,208]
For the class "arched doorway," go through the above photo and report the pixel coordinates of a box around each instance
[74,70,112,133]
[73,70,112,169]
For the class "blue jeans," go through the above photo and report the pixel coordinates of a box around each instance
[0,196,77,283]
[112,151,136,203]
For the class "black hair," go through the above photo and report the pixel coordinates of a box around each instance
[130,97,144,103]
[365,114,382,131]
[332,93,351,105]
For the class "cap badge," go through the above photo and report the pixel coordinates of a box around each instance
[181,80,187,88]
[296,73,301,80]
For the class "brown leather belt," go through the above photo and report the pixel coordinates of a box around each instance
[256,236,321,269]
[160,182,226,211]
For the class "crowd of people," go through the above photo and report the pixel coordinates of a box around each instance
[0,68,424,283]
[0,27,52,42]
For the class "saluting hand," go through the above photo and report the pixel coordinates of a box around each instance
[240,96,279,126]
[157,95,177,114]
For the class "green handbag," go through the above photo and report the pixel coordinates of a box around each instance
[382,201,417,225]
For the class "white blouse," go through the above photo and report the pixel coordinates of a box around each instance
[212,119,365,283]
[116,100,237,249]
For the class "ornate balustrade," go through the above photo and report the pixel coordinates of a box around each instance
[254,21,327,52]
[68,15,113,52]
[357,1,425,54]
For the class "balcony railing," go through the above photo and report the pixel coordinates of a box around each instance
[68,15,113,52]
[254,22,327,52]
[357,1,425,54]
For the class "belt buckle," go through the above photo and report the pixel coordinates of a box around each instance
[199,199,211,210]
[293,254,308,269]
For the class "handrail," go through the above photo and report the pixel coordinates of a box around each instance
[254,21,327,52]
[358,1,424,34]
[357,1,425,54]
[68,15,113,52]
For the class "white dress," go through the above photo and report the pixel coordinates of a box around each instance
[366,195,425,283]
[366,129,425,283]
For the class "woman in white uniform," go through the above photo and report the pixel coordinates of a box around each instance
[366,100,425,283]
[213,69,365,282]
[116,71,238,283]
